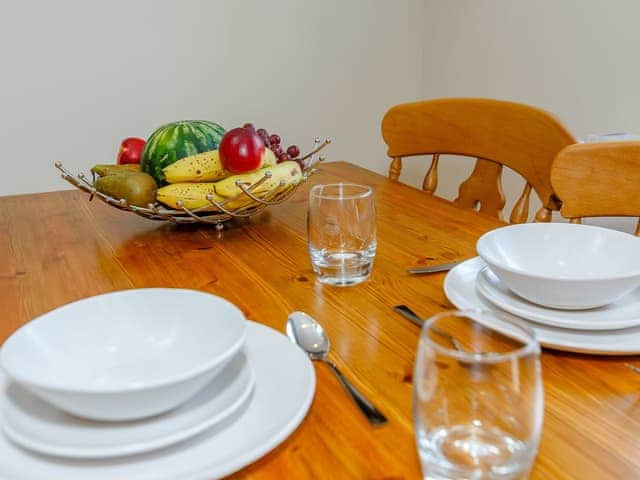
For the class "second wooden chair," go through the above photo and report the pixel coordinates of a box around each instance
[551,141,640,235]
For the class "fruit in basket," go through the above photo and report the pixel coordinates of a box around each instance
[278,152,291,163]
[286,145,300,158]
[161,148,277,184]
[214,161,302,198]
[262,148,277,167]
[268,134,280,146]
[253,126,301,164]
[94,172,157,207]
[141,120,225,185]
[58,133,328,224]
[91,164,140,176]
[117,137,146,165]
[219,127,267,174]
[157,183,258,210]
[162,150,226,183]
[156,183,223,209]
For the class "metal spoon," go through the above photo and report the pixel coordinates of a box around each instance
[286,311,388,426]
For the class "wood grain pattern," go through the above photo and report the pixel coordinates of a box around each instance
[0,162,638,480]
[551,141,640,234]
[381,97,576,222]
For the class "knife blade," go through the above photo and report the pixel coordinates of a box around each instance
[407,260,463,275]
[393,305,473,353]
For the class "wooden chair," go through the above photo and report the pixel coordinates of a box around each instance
[551,141,640,235]
[381,98,576,222]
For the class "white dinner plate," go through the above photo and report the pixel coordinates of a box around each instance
[444,258,640,355]
[2,351,255,459]
[476,267,640,331]
[0,321,316,480]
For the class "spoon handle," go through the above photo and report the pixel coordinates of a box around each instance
[323,359,388,426]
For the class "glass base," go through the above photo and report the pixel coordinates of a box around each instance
[310,248,375,287]
[315,271,372,286]
[417,424,534,480]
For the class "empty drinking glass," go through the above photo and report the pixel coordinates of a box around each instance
[307,183,376,286]
[414,310,543,480]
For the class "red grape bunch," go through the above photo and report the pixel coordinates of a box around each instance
[243,123,303,170]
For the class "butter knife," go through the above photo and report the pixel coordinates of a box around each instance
[393,305,466,352]
[407,260,463,275]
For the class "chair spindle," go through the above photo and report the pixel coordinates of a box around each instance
[389,157,402,181]
[422,154,440,194]
[535,206,553,223]
[509,183,532,224]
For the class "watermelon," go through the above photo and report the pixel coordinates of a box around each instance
[141,120,225,185]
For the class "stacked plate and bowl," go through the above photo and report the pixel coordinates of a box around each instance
[445,223,640,354]
[0,289,315,479]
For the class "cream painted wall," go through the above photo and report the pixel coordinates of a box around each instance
[0,0,425,196]
[413,0,640,231]
[5,0,637,231]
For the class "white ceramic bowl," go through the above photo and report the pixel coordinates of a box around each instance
[476,223,640,309]
[1,289,246,421]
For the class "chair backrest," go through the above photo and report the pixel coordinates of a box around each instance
[551,141,640,235]
[381,98,576,222]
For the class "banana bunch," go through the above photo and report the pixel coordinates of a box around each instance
[162,149,277,184]
[156,183,222,209]
[156,158,301,211]
[214,161,302,197]
[162,150,226,183]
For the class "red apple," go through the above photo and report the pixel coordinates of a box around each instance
[219,127,265,173]
[117,137,146,165]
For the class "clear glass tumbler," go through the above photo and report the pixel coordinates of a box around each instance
[307,183,376,286]
[414,310,543,480]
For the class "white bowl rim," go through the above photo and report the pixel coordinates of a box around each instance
[0,288,246,394]
[477,223,640,281]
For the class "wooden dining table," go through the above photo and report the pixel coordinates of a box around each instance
[1,161,639,479]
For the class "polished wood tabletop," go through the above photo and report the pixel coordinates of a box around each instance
[1,162,639,479]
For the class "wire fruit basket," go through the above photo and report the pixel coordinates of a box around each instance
[56,139,330,229]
